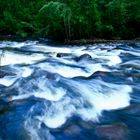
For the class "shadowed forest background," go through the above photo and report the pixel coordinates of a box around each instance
[0,0,140,41]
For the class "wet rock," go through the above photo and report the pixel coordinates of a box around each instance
[95,123,129,140]
[79,121,97,129]
[56,53,69,58]
[75,54,92,62]
[91,71,107,77]
[64,125,81,136]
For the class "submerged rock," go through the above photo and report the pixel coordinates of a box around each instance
[64,125,81,136]
[95,123,129,140]
[123,104,140,115]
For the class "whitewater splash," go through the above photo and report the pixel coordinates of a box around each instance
[0,41,140,140]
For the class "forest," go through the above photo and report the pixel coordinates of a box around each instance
[0,0,140,41]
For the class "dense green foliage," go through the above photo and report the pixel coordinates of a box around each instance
[0,0,140,40]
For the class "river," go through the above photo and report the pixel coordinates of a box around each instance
[0,40,140,140]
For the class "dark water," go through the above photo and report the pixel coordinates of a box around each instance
[0,41,140,140]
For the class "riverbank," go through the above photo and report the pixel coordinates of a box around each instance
[64,38,140,45]
[0,35,140,45]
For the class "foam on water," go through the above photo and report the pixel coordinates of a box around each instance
[43,113,69,128]
[73,80,131,121]
[21,67,33,78]
[34,87,66,101]
[38,62,109,78]
[24,109,55,140]
[11,93,33,101]
[0,51,46,66]
[0,67,33,87]
[0,41,38,48]
[11,78,66,101]
[97,55,122,66]
[35,80,132,128]
[27,44,86,54]
[0,41,137,138]
[39,97,77,128]
[123,50,140,57]
[121,60,140,69]
[0,76,17,86]
[76,80,132,109]
[73,48,122,66]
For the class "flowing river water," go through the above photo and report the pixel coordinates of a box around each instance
[0,40,140,140]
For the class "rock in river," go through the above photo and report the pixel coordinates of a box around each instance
[95,122,129,140]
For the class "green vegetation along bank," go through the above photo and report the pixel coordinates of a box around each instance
[0,0,140,41]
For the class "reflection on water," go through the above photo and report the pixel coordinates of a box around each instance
[0,41,140,140]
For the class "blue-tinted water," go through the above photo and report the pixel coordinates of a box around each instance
[0,41,140,140]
